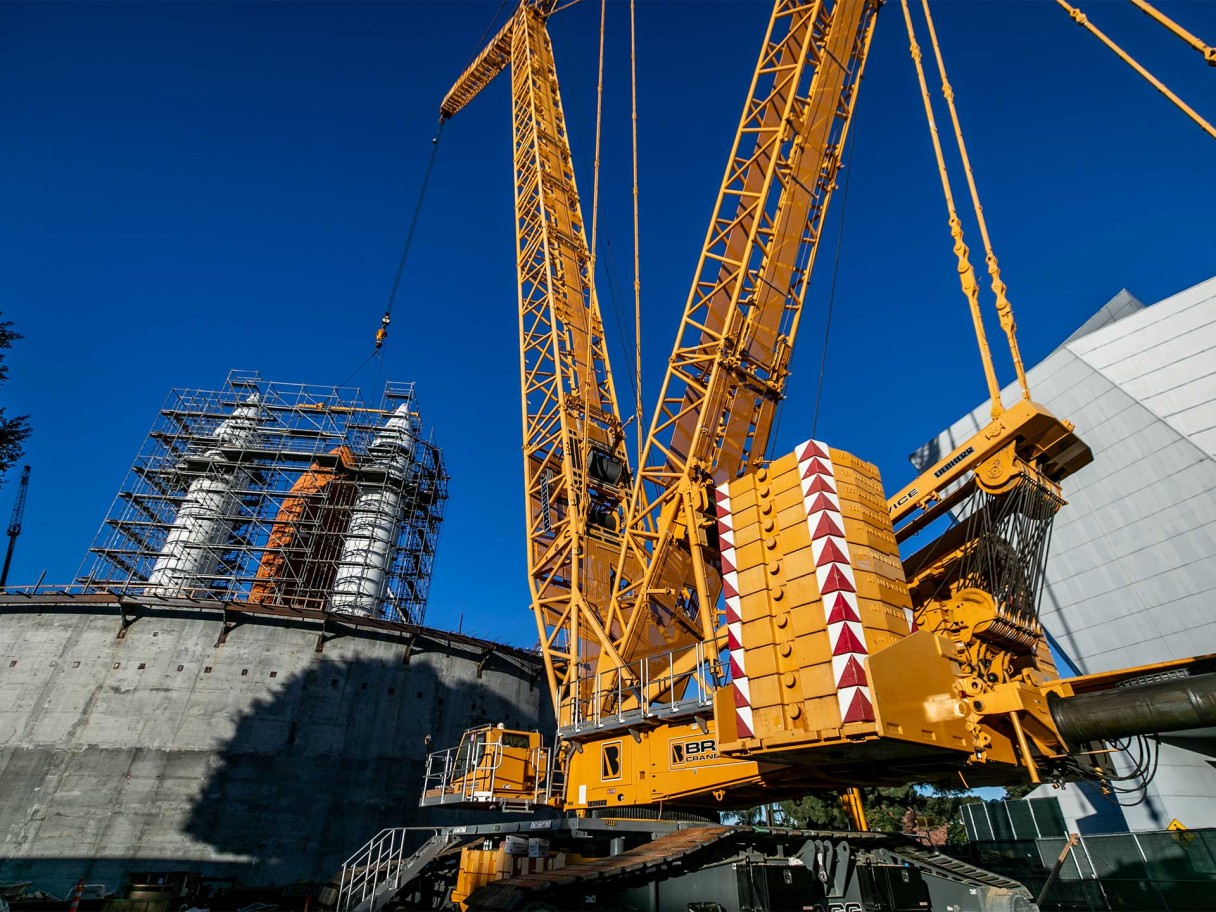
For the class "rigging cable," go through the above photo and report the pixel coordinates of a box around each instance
[341,0,507,386]
[559,25,641,420]
[583,0,608,468]
[341,120,444,390]
[589,0,606,266]
[630,0,644,470]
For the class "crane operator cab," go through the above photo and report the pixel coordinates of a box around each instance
[420,724,558,812]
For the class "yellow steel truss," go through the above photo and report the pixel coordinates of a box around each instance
[442,0,881,730]
[610,0,880,681]
[443,2,633,706]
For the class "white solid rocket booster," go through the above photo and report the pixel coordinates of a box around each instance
[145,393,262,598]
[329,404,417,617]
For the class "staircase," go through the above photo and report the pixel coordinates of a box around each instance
[337,828,460,912]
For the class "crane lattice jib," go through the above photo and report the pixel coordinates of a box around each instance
[7,466,30,538]
[442,2,633,708]
[609,0,879,675]
[512,6,634,702]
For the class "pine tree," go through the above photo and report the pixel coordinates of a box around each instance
[765,784,976,846]
[0,316,31,483]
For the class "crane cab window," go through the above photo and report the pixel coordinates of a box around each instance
[452,729,486,777]
[498,731,530,749]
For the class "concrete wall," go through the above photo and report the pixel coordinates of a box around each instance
[0,600,551,894]
[914,276,1216,832]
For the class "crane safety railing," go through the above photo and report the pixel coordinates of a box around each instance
[419,741,561,811]
[337,826,450,912]
[557,639,726,737]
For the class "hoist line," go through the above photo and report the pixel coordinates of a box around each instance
[920,0,1030,402]
[349,0,506,381]
[583,0,608,473]
[381,119,446,334]
[340,349,381,388]
[630,0,643,473]
[349,89,452,381]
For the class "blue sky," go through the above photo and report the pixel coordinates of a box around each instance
[3,1,1214,648]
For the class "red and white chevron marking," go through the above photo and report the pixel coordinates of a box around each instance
[714,484,753,738]
[795,440,876,725]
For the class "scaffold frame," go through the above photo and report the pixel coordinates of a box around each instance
[77,370,448,626]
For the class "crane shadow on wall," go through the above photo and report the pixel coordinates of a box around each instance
[182,622,549,886]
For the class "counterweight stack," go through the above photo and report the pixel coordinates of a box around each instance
[715,441,915,751]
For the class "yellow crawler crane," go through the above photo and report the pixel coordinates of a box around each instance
[350,1,1216,910]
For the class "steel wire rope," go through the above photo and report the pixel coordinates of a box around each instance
[771,106,863,448]
[340,350,380,388]
[471,0,512,67]
[338,114,445,391]
[588,29,645,436]
[582,0,607,474]
[338,0,511,390]
[810,120,861,440]
[629,0,643,471]
[559,32,641,418]
[380,119,446,341]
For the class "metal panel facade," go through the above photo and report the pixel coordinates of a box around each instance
[916,276,1216,833]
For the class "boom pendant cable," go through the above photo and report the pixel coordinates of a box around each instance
[919,0,1030,401]
[899,0,1004,419]
[1128,0,1216,66]
[1057,0,1216,140]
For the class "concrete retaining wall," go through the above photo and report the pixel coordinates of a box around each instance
[0,599,550,894]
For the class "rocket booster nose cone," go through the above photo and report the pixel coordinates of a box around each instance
[212,392,264,450]
[371,403,418,453]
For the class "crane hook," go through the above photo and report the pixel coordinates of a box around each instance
[375,312,391,350]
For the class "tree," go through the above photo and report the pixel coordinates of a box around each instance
[0,316,31,482]
[766,784,975,846]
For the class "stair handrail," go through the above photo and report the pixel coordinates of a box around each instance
[336,826,444,912]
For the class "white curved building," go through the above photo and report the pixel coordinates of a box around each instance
[916,275,1216,833]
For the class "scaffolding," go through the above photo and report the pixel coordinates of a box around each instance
[77,370,448,626]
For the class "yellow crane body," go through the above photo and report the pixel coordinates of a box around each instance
[420,0,1216,812]
[398,0,1216,907]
